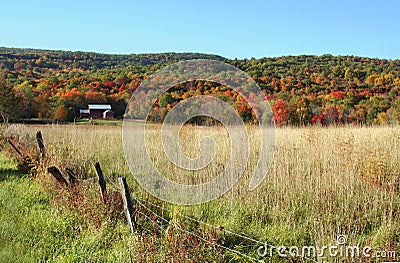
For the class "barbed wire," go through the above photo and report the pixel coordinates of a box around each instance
[115,184,259,261]
[132,194,262,262]
[136,210,166,233]
[133,195,269,246]
[102,173,318,263]
[39,154,317,263]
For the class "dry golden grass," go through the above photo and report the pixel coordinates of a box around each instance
[3,123,399,261]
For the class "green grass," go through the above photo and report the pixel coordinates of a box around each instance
[0,151,223,262]
[0,152,131,262]
[74,119,123,126]
[0,152,20,181]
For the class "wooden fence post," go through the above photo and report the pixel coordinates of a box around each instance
[6,139,23,157]
[65,168,78,186]
[94,162,107,204]
[36,131,45,159]
[118,177,136,232]
[47,166,69,186]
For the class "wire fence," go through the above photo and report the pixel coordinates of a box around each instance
[103,173,317,263]
[6,130,318,263]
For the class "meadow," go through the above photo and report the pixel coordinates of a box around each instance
[0,123,399,262]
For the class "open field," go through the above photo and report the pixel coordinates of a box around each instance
[1,124,399,262]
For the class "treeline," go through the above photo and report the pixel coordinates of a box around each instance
[1,47,400,125]
[0,47,224,70]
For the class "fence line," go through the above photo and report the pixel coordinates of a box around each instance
[134,188,318,263]
[100,165,317,262]
[129,189,262,262]
[7,130,318,263]
[134,195,269,246]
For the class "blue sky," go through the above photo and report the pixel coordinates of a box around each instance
[1,0,399,59]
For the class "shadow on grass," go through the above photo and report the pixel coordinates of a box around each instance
[0,167,21,182]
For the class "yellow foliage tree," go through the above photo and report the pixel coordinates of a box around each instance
[54,105,68,122]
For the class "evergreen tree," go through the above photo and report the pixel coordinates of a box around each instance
[0,77,23,123]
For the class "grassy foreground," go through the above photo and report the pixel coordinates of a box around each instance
[0,152,132,262]
[0,124,399,262]
[0,150,223,262]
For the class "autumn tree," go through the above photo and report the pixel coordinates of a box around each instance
[60,88,86,120]
[85,89,107,104]
[33,91,52,118]
[14,80,34,118]
[54,104,69,122]
[290,96,311,125]
[271,99,289,126]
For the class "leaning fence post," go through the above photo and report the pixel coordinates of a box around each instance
[118,177,136,232]
[36,131,45,159]
[47,166,69,186]
[94,162,107,204]
[6,139,23,157]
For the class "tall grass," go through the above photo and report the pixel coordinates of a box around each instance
[2,123,399,262]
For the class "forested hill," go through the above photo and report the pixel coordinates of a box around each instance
[2,46,400,76]
[231,54,400,79]
[1,47,400,125]
[0,47,225,70]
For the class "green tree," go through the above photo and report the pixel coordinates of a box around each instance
[330,65,343,78]
[158,93,175,108]
[0,77,24,123]
[358,95,390,124]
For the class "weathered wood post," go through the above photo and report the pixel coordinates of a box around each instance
[118,177,136,232]
[65,168,78,186]
[6,139,23,157]
[94,162,107,204]
[47,166,69,186]
[7,138,35,174]
[36,131,45,160]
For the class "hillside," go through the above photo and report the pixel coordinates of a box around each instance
[1,47,400,125]
[0,47,225,71]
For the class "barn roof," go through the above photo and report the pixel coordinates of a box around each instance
[79,109,90,113]
[88,104,111,110]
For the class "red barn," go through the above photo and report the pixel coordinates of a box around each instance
[88,104,112,119]
[79,104,114,119]
[103,109,114,119]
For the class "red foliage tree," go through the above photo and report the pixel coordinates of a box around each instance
[271,99,289,126]
[330,91,346,100]
[85,89,107,103]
